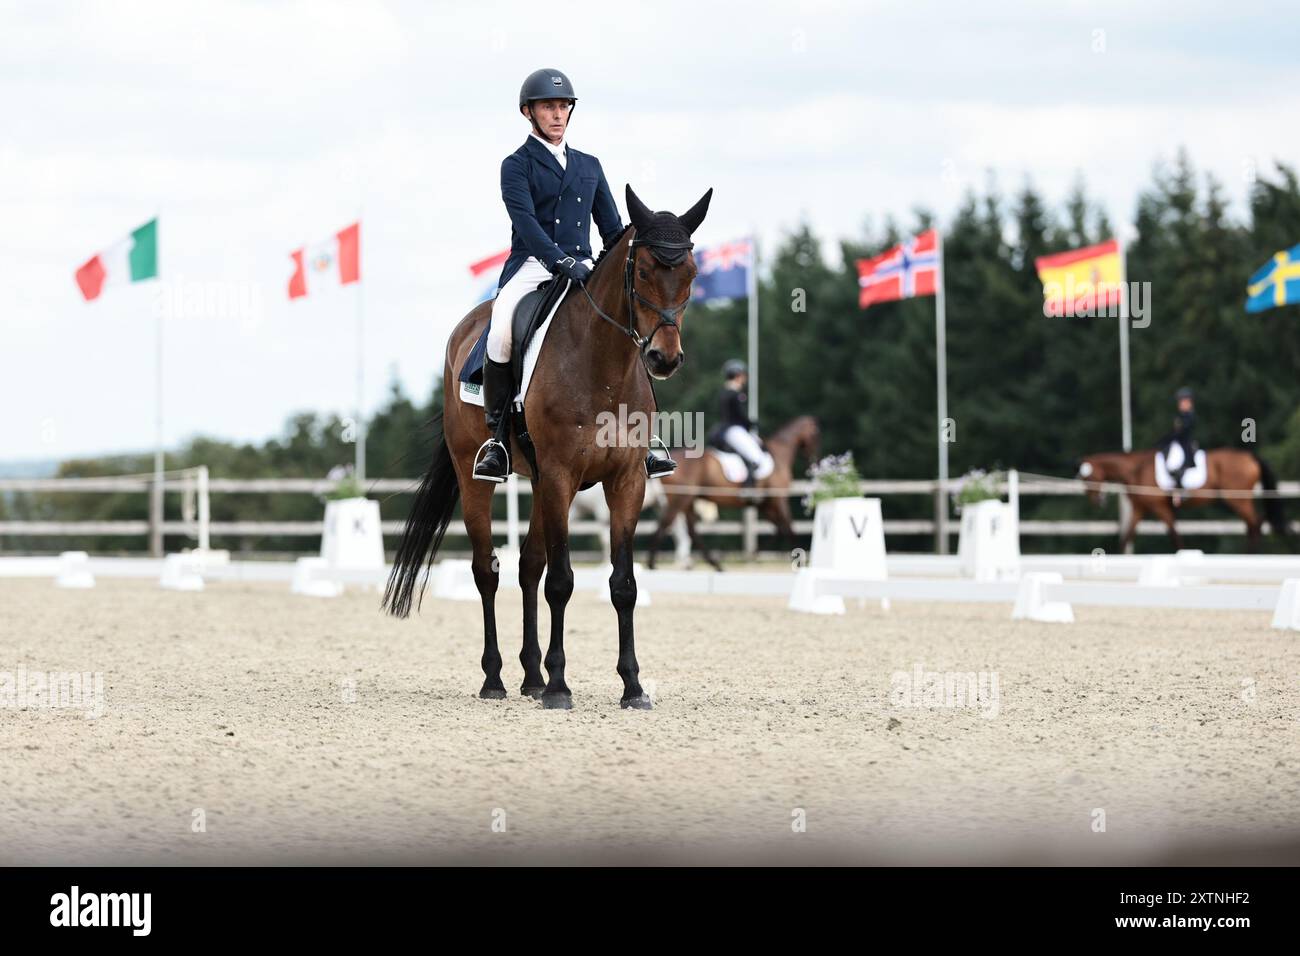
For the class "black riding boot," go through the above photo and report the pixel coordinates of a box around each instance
[472,358,513,483]
[1170,465,1187,506]
[645,451,676,479]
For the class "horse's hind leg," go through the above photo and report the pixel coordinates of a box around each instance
[518,504,547,698]
[762,496,798,558]
[606,470,650,709]
[461,478,506,699]
[1228,498,1262,552]
[691,505,724,572]
[1152,500,1182,551]
[646,493,688,570]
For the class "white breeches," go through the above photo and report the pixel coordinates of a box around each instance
[487,256,592,363]
[723,425,764,464]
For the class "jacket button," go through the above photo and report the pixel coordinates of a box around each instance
[554,218,559,224]
[577,197,582,202]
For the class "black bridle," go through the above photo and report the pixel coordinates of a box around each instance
[580,236,694,354]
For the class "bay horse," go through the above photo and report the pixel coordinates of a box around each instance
[1076,448,1288,551]
[646,415,821,570]
[383,185,712,710]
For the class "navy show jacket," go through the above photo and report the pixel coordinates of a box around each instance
[497,135,624,289]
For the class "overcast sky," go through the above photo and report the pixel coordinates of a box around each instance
[3,0,1299,465]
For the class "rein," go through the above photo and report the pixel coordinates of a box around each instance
[580,237,693,353]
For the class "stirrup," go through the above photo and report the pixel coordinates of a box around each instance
[472,438,510,483]
[645,435,676,479]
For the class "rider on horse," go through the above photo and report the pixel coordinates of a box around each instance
[1161,386,1198,502]
[707,359,765,487]
[473,68,676,482]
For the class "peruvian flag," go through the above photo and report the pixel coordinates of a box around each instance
[857,229,939,309]
[75,218,159,301]
[288,222,360,299]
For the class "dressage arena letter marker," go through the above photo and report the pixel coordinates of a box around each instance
[789,498,887,615]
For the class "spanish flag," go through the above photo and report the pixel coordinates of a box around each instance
[1035,239,1122,317]
[1246,244,1300,313]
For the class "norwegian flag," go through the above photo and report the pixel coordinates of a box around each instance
[692,238,752,302]
[857,229,939,309]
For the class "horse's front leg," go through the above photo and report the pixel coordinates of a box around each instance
[1119,498,1143,552]
[518,502,547,698]
[538,476,577,710]
[606,469,651,709]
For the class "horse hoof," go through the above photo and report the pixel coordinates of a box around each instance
[520,685,546,700]
[541,692,573,710]
[479,686,507,700]
[620,694,653,710]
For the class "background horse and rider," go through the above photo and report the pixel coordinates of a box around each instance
[646,415,820,570]
[384,185,711,710]
[1076,447,1288,551]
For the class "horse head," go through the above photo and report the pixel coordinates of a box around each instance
[790,415,821,462]
[624,184,712,379]
[1077,455,1107,506]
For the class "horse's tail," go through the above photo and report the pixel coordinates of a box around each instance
[382,412,461,618]
[1255,453,1289,539]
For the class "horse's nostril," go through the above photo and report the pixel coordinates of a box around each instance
[647,349,665,366]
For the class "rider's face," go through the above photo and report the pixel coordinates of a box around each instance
[1178,397,1193,413]
[524,99,571,143]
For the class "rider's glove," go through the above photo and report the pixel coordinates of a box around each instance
[552,256,592,285]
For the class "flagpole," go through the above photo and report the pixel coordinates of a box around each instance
[354,216,366,483]
[742,233,760,560]
[150,213,164,557]
[934,230,950,555]
[1117,235,1133,552]
[1117,237,1133,453]
[747,233,759,421]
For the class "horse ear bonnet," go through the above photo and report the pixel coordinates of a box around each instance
[624,184,699,266]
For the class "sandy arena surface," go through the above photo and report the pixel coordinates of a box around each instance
[1,574,1298,865]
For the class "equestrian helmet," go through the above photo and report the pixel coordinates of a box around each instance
[519,69,577,111]
[723,359,747,380]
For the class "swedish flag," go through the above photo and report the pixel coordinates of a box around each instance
[1246,243,1300,313]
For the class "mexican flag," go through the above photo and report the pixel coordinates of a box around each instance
[74,218,158,301]
[289,222,360,299]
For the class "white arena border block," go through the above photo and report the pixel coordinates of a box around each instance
[55,551,95,589]
[1136,549,1208,587]
[159,548,229,592]
[790,497,888,615]
[291,557,344,598]
[1012,572,1074,623]
[160,553,204,591]
[1271,579,1300,631]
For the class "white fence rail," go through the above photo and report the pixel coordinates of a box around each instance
[3,474,1299,555]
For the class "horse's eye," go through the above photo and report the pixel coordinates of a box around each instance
[638,269,649,280]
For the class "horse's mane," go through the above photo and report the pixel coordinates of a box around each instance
[590,224,633,277]
[768,415,817,443]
